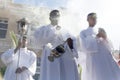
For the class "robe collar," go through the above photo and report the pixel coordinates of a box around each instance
[88,26,97,35]
[49,24,57,27]
[48,24,61,30]
[88,26,94,29]
[20,47,27,52]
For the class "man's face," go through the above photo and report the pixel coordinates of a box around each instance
[22,37,27,48]
[88,16,97,27]
[50,14,60,25]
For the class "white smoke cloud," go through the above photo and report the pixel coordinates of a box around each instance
[13,0,120,49]
[61,0,120,49]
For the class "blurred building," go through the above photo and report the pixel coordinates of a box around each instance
[0,0,50,58]
[0,0,51,79]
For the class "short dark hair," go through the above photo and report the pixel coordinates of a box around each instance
[49,10,60,17]
[87,12,97,19]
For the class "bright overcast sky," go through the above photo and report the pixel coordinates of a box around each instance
[14,0,120,50]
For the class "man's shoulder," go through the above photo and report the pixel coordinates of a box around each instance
[37,25,48,29]
[27,50,36,57]
[40,24,51,28]
[4,48,14,53]
[37,24,50,31]
[80,28,88,34]
[34,25,48,33]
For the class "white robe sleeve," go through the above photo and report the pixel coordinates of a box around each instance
[62,30,78,58]
[33,26,46,49]
[97,38,114,52]
[72,37,79,58]
[80,31,98,53]
[26,51,37,76]
[1,49,15,65]
[33,26,54,49]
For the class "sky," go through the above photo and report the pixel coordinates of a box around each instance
[14,0,67,8]
[13,0,120,50]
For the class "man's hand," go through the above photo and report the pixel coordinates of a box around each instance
[97,32,107,40]
[17,39,23,48]
[15,66,28,74]
[15,67,22,74]
[21,66,28,72]
[14,39,23,53]
[67,38,73,49]
[118,60,120,66]
[97,28,107,40]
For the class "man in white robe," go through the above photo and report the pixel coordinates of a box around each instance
[1,36,37,80]
[33,10,79,80]
[79,12,120,80]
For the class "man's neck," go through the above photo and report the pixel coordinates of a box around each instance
[21,46,26,48]
[89,25,94,28]
[51,22,58,26]
[51,24,57,27]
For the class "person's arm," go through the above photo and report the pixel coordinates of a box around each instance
[23,51,37,76]
[72,37,79,58]
[96,28,107,40]
[32,26,50,49]
[15,67,23,74]
[14,39,22,54]
[1,39,22,65]
[80,31,98,53]
[96,28,113,51]
[67,37,79,58]
[1,49,15,65]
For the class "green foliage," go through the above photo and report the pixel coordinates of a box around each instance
[78,65,82,80]
[0,67,6,77]
[9,31,18,48]
[0,32,18,77]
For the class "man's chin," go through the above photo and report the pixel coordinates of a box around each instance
[22,46,26,48]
